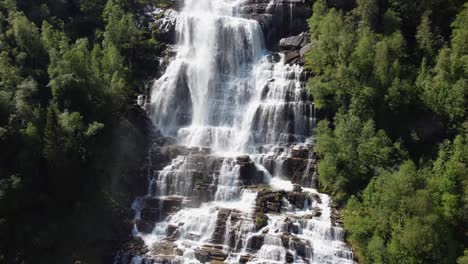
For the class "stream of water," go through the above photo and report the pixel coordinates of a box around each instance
[124,0,355,263]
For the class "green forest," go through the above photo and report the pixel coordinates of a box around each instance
[0,0,466,263]
[0,0,170,262]
[305,0,467,263]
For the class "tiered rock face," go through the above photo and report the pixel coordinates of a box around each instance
[115,0,356,263]
[116,139,354,263]
[254,144,318,187]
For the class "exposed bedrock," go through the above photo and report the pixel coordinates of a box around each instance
[236,155,267,185]
[256,145,317,187]
[239,0,313,49]
[255,189,313,214]
[136,196,184,234]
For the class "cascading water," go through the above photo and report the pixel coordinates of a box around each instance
[121,0,355,263]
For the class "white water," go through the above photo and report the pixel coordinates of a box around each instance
[126,0,355,263]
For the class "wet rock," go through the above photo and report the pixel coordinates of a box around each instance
[290,236,312,259]
[266,52,282,63]
[279,32,310,50]
[313,193,322,204]
[167,224,179,236]
[151,241,176,256]
[174,248,184,256]
[191,183,214,206]
[281,233,291,248]
[237,156,266,185]
[163,196,184,208]
[285,218,301,234]
[286,192,310,209]
[299,69,312,82]
[236,155,251,163]
[136,196,184,233]
[136,198,161,233]
[194,246,228,263]
[312,207,322,217]
[239,254,253,263]
[186,232,201,241]
[194,248,210,263]
[210,208,232,244]
[282,157,311,186]
[150,145,190,170]
[247,234,265,251]
[292,184,302,192]
[284,51,301,65]
[209,248,228,261]
[290,147,310,159]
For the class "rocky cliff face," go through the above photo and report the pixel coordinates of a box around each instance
[114,1,356,263]
[150,0,315,63]
[239,0,313,49]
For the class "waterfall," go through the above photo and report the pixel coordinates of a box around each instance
[122,0,355,263]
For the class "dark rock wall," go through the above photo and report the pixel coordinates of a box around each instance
[240,0,313,49]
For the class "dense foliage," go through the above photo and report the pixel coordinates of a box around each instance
[306,0,467,263]
[0,0,169,262]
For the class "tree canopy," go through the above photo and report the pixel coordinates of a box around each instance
[306,0,468,263]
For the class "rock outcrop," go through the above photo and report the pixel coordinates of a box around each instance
[239,0,313,49]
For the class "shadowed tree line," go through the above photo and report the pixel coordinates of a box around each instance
[0,0,172,262]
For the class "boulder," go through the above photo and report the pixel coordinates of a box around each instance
[279,32,310,50]
[194,248,210,263]
[194,246,228,263]
[300,43,312,56]
[246,234,265,251]
[284,51,301,65]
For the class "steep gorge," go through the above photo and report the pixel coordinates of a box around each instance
[115,0,354,263]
